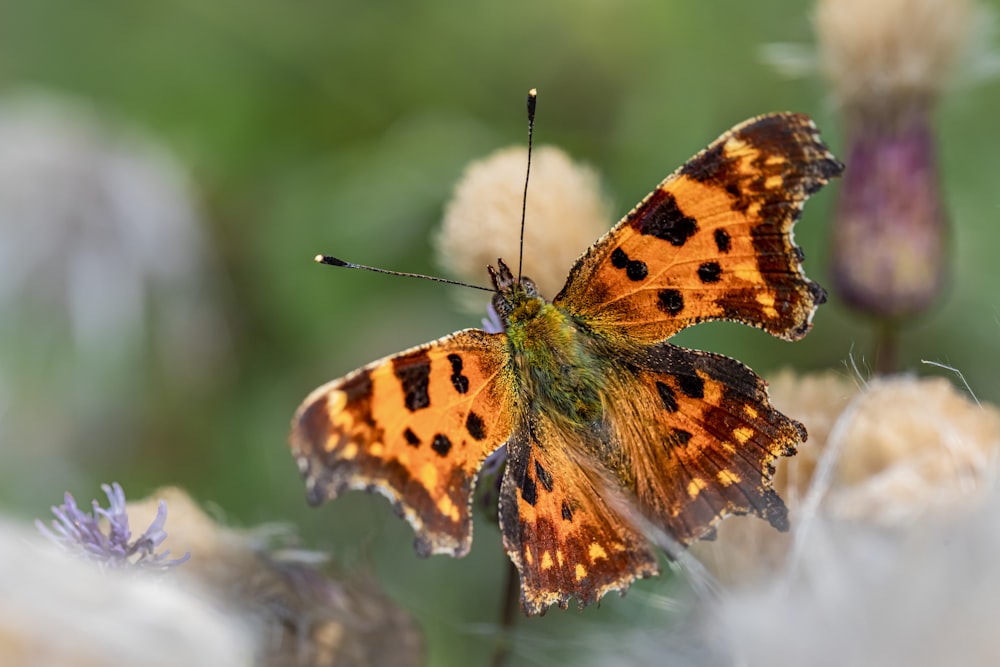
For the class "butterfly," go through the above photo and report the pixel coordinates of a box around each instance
[290,111,843,615]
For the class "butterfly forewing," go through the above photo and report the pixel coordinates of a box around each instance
[290,328,515,557]
[554,113,843,345]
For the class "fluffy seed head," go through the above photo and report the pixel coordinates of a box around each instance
[693,371,1000,583]
[436,145,611,301]
[816,0,975,117]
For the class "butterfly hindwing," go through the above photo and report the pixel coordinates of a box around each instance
[498,344,800,613]
[290,328,515,557]
[499,417,658,615]
[606,343,800,544]
[554,112,843,344]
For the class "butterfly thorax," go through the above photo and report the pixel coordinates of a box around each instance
[490,260,604,427]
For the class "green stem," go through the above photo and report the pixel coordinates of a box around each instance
[874,321,900,374]
[490,559,520,667]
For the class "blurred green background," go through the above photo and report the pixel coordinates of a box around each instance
[2,1,999,665]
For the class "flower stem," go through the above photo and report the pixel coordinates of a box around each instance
[875,320,900,374]
[490,559,520,667]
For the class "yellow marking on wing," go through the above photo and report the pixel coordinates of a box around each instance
[525,545,534,565]
[724,137,749,154]
[341,443,358,459]
[418,462,438,489]
[589,543,608,561]
[369,442,384,456]
[575,563,588,581]
[436,494,459,522]
[733,426,754,445]
[687,477,707,498]
[702,372,723,404]
[717,469,742,486]
[765,174,783,190]
[329,390,347,413]
[541,551,553,570]
[744,405,759,419]
[756,292,779,318]
[556,549,565,567]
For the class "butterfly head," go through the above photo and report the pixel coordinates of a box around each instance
[488,258,542,329]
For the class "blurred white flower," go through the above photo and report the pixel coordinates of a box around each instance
[0,517,252,667]
[127,487,425,667]
[436,144,611,302]
[566,372,1000,667]
[0,90,228,362]
[0,90,231,494]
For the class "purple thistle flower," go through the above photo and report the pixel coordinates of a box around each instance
[830,112,947,321]
[36,482,189,571]
[482,301,504,334]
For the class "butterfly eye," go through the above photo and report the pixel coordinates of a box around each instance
[492,293,514,322]
[519,276,540,298]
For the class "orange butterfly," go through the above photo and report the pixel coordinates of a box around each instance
[290,110,842,615]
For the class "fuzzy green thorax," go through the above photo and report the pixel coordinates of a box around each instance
[490,260,604,426]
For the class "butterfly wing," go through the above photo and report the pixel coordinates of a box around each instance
[499,417,658,615]
[607,343,800,544]
[290,328,516,557]
[498,343,799,614]
[554,112,842,344]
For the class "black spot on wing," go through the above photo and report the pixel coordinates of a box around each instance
[447,353,470,394]
[610,247,648,282]
[465,412,486,441]
[431,433,452,457]
[403,427,420,447]
[626,260,648,281]
[657,289,684,315]
[698,261,722,283]
[611,247,628,268]
[655,381,678,413]
[561,501,573,521]
[520,471,537,506]
[534,460,554,492]
[714,228,732,253]
[634,190,698,246]
[678,373,705,399]
[393,353,431,411]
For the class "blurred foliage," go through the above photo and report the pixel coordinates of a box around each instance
[1,1,999,665]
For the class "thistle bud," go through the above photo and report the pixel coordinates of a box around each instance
[816,0,974,319]
[830,109,947,318]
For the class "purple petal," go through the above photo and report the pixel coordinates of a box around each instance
[95,482,131,546]
[482,302,504,334]
[36,483,188,571]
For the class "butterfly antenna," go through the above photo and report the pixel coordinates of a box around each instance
[516,88,537,284]
[314,255,493,292]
